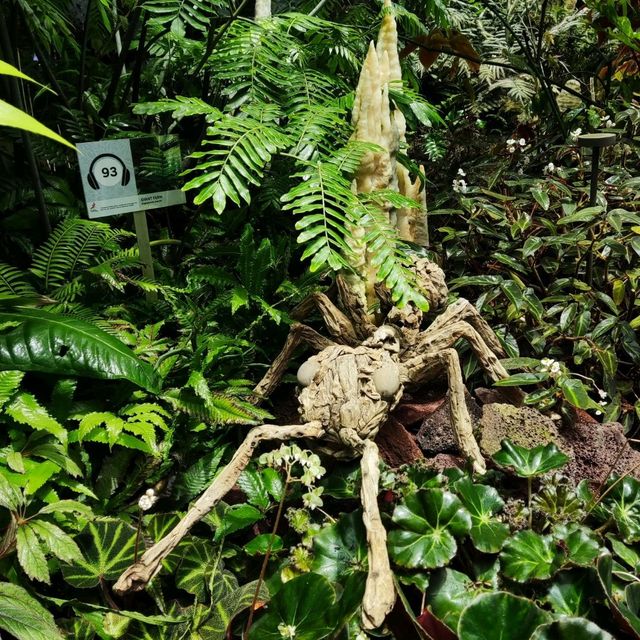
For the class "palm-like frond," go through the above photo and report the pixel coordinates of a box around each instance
[29,219,124,293]
[0,262,35,296]
[183,105,290,213]
[133,97,222,121]
[282,159,360,273]
[142,0,227,32]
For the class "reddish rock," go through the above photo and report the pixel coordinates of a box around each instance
[376,416,424,467]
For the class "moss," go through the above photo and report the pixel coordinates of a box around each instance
[478,403,562,456]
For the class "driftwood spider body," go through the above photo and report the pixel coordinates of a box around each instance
[114,259,521,630]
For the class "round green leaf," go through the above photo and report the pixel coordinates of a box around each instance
[455,477,509,553]
[61,519,139,588]
[244,533,283,556]
[248,573,337,640]
[426,568,485,632]
[530,618,614,640]
[458,592,551,640]
[388,489,471,569]
[552,524,601,567]
[500,530,562,582]
[312,510,367,581]
[492,440,569,478]
[546,569,601,617]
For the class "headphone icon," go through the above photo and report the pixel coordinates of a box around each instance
[87,153,131,189]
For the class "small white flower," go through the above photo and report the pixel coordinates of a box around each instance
[540,358,554,368]
[278,623,297,639]
[543,162,555,175]
[145,488,156,497]
[549,362,562,377]
[570,127,582,142]
[457,168,466,177]
[302,486,324,510]
[452,178,468,194]
[598,389,607,400]
[595,410,602,416]
[517,168,524,175]
[598,400,607,407]
[507,138,516,145]
[138,494,158,511]
[601,115,614,128]
[508,146,516,154]
[519,138,526,146]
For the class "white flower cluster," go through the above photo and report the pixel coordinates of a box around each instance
[601,115,614,128]
[570,127,582,142]
[259,444,326,487]
[452,168,467,193]
[507,137,526,153]
[595,389,608,416]
[543,162,555,175]
[278,623,297,638]
[138,488,158,511]
[302,486,324,510]
[540,358,562,378]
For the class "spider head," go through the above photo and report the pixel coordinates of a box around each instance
[367,325,401,354]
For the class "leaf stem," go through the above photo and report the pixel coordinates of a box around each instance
[244,469,290,638]
[528,476,533,528]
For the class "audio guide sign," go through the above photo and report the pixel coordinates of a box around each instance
[77,137,186,219]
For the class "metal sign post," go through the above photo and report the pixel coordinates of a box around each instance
[77,138,185,302]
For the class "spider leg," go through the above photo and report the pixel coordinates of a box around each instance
[426,298,506,358]
[253,323,336,401]
[113,421,325,595]
[360,440,395,629]
[436,349,487,474]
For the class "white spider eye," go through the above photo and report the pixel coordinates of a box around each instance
[297,358,320,387]
[372,363,401,398]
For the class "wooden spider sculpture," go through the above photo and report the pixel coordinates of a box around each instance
[114,260,522,630]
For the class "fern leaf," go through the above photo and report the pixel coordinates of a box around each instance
[143,0,226,32]
[184,105,290,213]
[133,96,222,120]
[0,370,24,409]
[282,160,360,273]
[4,392,67,444]
[0,263,35,296]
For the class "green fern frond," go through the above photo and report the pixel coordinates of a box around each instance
[30,219,120,292]
[162,388,269,425]
[143,0,226,32]
[282,160,361,273]
[209,18,301,108]
[287,103,349,161]
[0,370,24,410]
[360,192,429,311]
[184,104,290,213]
[0,262,35,296]
[133,96,222,121]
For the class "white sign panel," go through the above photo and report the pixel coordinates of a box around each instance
[77,138,186,219]
[77,140,140,218]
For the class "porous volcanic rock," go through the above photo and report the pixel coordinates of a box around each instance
[376,416,423,467]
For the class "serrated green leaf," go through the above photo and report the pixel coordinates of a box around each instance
[492,440,569,477]
[0,582,63,640]
[16,524,49,583]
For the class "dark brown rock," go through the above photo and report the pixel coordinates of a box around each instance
[376,416,424,467]
[416,390,482,455]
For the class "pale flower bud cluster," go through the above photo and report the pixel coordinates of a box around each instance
[570,127,582,142]
[507,137,526,153]
[259,444,326,487]
[595,389,608,416]
[543,162,555,175]
[600,115,614,128]
[138,488,158,511]
[278,622,297,638]
[539,358,562,378]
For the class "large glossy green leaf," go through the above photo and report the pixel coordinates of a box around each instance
[596,552,640,636]
[600,476,640,543]
[492,440,569,477]
[0,309,160,392]
[248,573,338,640]
[500,530,563,582]
[531,618,615,640]
[546,569,601,617]
[0,582,64,640]
[61,519,139,588]
[458,592,551,640]
[311,510,368,581]
[552,524,601,567]
[426,568,486,632]
[454,477,509,553]
[388,489,471,569]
